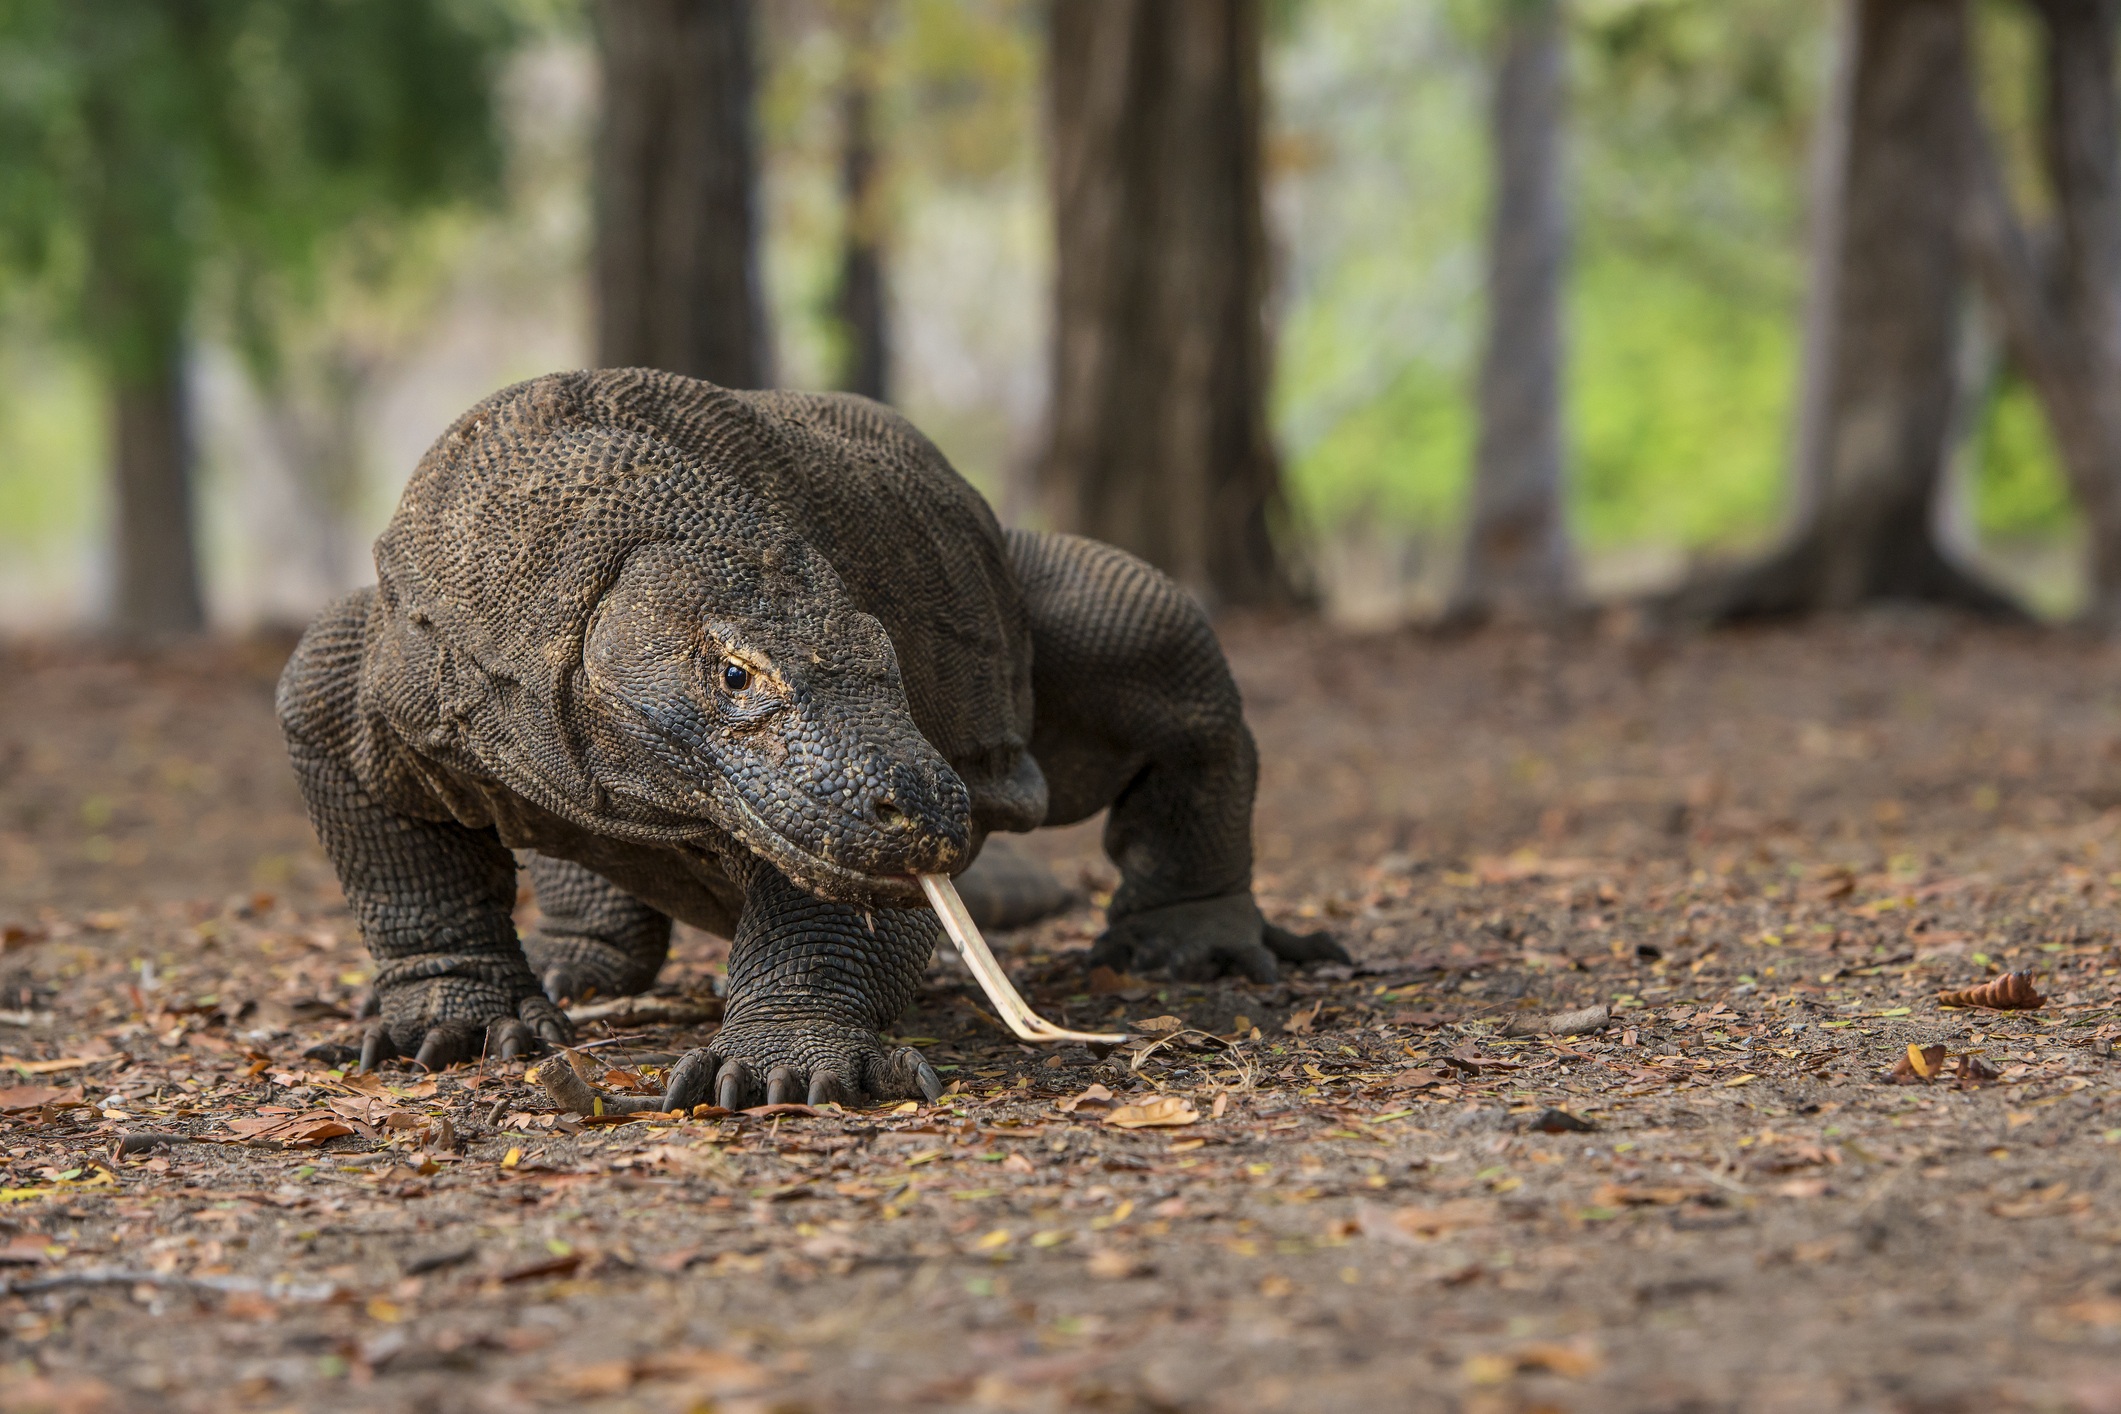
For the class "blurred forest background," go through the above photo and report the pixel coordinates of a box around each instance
[0,0,2105,634]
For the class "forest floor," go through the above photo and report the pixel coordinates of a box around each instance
[5,612,2121,1412]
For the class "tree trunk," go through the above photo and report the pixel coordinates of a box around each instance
[108,342,206,636]
[593,0,769,387]
[1961,0,2121,628]
[835,2,890,403]
[1788,0,1860,530]
[1702,0,2019,622]
[81,47,206,638]
[1038,0,1295,609]
[1452,0,1574,624]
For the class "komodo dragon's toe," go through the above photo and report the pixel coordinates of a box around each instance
[662,1023,942,1110]
[357,976,572,1073]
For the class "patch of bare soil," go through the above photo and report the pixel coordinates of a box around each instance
[4,612,2121,1412]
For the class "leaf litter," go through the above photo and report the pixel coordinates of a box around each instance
[7,624,2121,1408]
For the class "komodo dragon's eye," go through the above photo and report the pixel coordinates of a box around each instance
[720,661,752,693]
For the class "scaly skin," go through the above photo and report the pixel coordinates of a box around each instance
[277,368,1344,1100]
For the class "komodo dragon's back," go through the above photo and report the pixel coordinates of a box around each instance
[371,367,1043,836]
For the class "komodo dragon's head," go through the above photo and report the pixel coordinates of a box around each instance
[571,538,973,908]
[377,371,973,910]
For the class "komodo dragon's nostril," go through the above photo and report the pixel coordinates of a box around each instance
[874,799,908,827]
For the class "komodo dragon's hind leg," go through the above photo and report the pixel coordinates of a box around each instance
[523,856,673,1005]
[1006,530,1348,983]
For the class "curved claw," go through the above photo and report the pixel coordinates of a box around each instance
[413,1029,450,1072]
[716,1059,755,1112]
[807,1072,853,1107]
[357,1025,398,1074]
[541,967,578,1006]
[765,1065,803,1107]
[1263,924,1351,967]
[662,1049,720,1112]
[878,1046,943,1104]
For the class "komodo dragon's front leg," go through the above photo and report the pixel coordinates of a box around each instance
[661,863,943,1109]
[278,592,571,1070]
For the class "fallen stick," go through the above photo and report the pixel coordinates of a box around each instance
[1500,1003,1611,1038]
[919,874,1127,1044]
[533,1055,670,1117]
[0,1268,337,1302]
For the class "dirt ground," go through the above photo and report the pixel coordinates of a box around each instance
[5,611,2121,1413]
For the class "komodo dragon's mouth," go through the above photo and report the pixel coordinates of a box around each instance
[728,792,934,905]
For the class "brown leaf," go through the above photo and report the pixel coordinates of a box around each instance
[1955,1054,2001,1084]
[1892,1044,1949,1084]
[223,1109,355,1147]
[0,1085,84,1113]
[1055,1083,1115,1113]
[1386,1067,1449,1090]
[1282,1000,1323,1035]
[1086,966,1146,996]
[1939,971,2045,1010]
[1131,1015,1186,1035]
[1103,1096,1198,1129]
[0,1232,54,1266]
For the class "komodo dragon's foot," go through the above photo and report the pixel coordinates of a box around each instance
[1089,894,1350,985]
[357,975,572,1072]
[662,1021,943,1110]
[524,934,664,1007]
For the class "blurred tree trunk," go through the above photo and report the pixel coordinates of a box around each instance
[835,2,889,402]
[1787,0,1860,531]
[84,59,205,638]
[1703,0,2019,621]
[1039,0,1295,608]
[1451,0,1574,625]
[593,0,769,387]
[1961,0,2121,629]
[108,343,206,636]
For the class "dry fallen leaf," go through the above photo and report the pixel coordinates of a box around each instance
[1085,966,1147,996]
[1282,1000,1323,1036]
[1055,1083,1115,1114]
[1939,971,2045,1010]
[0,1085,84,1113]
[222,1110,355,1147]
[1892,1044,1949,1084]
[1131,1015,1186,1035]
[1103,1095,1198,1129]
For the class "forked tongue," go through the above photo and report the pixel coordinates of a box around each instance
[918,873,1128,1044]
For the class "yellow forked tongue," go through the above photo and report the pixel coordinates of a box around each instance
[917,873,1129,1044]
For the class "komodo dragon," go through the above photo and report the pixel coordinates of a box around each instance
[277,368,1345,1107]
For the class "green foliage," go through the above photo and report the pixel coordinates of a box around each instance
[0,0,521,383]
[1975,373,2078,541]
[1278,0,1820,554]
[1570,250,1792,548]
